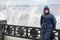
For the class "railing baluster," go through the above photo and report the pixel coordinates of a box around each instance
[26,27,29,38]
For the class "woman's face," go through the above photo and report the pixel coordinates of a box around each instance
[44,9,49,14]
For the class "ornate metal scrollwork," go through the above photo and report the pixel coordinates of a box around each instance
[30,28,38,38]
[3,24,60,40]
[6,26,12,34]
[17,27,24,36]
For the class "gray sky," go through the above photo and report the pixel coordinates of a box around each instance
[0,0,60,6]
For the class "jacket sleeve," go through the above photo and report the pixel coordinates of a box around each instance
[40,16,43,26]
[52,15,57,29]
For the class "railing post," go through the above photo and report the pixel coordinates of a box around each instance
[58,30,60,40]
[0,20,7,40]
[0,24,4,40]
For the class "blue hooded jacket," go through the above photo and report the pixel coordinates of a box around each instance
[40,6,56,29]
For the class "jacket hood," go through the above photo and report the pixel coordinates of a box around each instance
[44,6,49,10]
[43,6,50,14]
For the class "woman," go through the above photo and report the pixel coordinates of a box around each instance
[40,6,56,40]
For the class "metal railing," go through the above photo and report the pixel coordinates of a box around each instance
[0,24,60,40]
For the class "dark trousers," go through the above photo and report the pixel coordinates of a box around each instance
[41,29,53,40]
